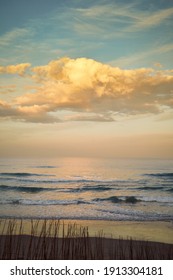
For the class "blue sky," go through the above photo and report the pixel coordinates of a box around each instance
[0,0,173,158]
[1,0,173,68]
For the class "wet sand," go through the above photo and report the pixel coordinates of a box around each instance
[1,219,172,243]
[67,220,173,244]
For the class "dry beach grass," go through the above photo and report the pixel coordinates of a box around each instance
[0,219,172,260]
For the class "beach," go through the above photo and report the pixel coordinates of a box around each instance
[0,157,173,259]
[64,220,173,244]
[0,219,173,260]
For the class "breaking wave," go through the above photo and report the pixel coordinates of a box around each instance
[145,173,173,178]
[94,196,140,204]
[0,184,115,193]
[0,185,53,193]
[0,198,90,206]
[93,195,173,204]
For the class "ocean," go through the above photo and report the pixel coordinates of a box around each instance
[0,157,173,221]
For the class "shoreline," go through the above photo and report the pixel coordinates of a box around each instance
[71,220,173,244]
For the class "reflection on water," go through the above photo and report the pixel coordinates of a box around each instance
[0,157,173,221]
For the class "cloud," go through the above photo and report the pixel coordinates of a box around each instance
[110,43,173,68]
[1,57,173,123]
[0,99,58,123]
[124,7,173,32]
[0,63,31,75]
[0,28,30,46]
[72,3,173,37]
[0,85,16,94]
[65,113,115,122]
[0,100,20,119]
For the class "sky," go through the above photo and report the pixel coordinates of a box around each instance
[0,0,173,159]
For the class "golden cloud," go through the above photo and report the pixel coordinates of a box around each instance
[1,57,173,122]
[0,99,58,123]
[0,63,31,75]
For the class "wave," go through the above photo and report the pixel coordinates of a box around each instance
[69,185,114,192]
[0,176,122,186]
[137,186,173,193]
[96,208,173,221]
[94,196,121,203]
[145,172,173,178]
[0,172,48,177]
[0,178,91,184]
[136,186,165,191]
[1,212,172,222]
[94,195,173,204]
[0,198,90,206]
[125,196,139,203]
[0,185,53,193]
[94,196,140,204]
[0,172,130,184]
[0,183,115,194]
[1,182,172,196]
